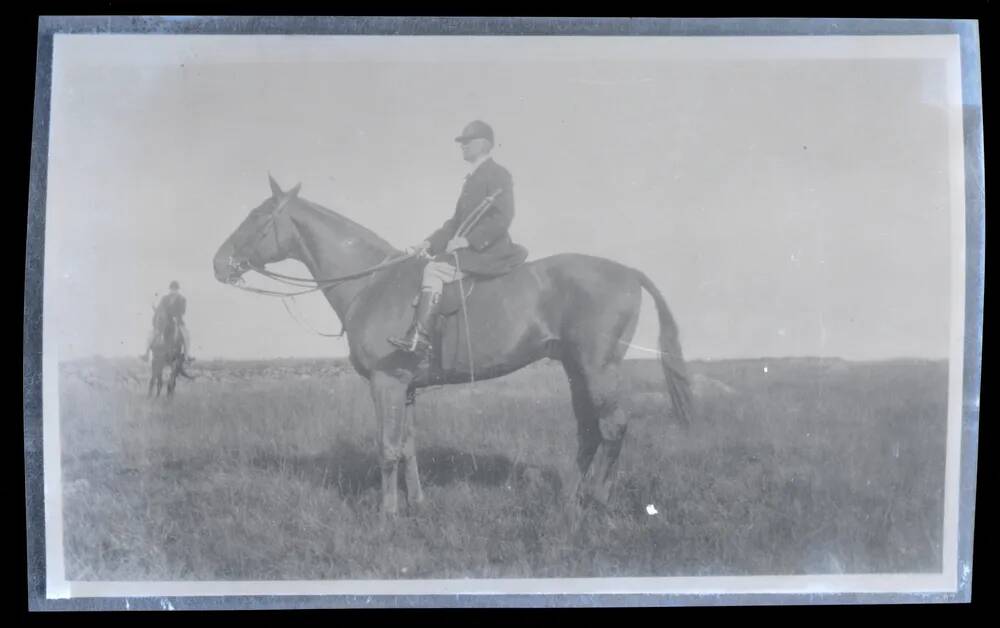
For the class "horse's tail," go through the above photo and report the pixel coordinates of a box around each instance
[634,269,694,426]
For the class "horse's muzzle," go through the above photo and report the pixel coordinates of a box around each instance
[214,255,250,284]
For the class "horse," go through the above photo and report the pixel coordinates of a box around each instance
[148,314,192,398]
[212,175,694,516]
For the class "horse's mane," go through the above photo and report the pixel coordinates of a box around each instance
[299,198,398,255]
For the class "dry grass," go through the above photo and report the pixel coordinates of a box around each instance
[59,357,947,580]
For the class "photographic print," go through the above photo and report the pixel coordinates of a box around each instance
[24,17,983,608]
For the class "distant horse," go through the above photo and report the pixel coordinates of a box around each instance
[213,176,694,515]
[148,315,192,398]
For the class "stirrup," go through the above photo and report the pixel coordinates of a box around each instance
[388,336,431,355]
[388,328,431,355]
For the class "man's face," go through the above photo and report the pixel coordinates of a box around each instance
[460,138,492,162]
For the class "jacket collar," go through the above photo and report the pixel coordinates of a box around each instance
[465,155,493,178]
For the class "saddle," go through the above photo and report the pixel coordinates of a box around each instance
[439,277,478,316]
[409,275,485,374]
[407,256,530,373]
[155,316,183,355]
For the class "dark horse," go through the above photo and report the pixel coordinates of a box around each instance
[148,314,192,398]
[213,176,693,515]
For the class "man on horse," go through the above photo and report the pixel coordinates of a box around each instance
[388,120,528,357]
[141,280,192,362]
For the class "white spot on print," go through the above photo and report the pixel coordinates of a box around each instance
[646,504,658,515]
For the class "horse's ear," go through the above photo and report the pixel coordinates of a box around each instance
[288,183,302,198]
[268,173,283,198]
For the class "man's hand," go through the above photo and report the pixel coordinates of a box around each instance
[446,237,469,254]
[404,240,431,256]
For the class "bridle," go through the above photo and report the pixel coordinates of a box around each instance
[224,191,298,289]
[223,191,416,336]
[222,186,500,349]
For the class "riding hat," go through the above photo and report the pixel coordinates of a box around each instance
[455,120,494,144]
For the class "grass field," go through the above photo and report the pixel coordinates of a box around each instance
[58,356,948,580]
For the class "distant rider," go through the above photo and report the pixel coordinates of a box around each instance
[141,280,191,361]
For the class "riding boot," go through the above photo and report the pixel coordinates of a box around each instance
[387,290,439,356]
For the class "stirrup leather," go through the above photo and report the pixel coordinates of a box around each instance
[388,290,439,355]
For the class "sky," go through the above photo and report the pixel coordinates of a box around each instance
[42,34,965,362]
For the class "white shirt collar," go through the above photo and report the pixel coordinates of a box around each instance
[465,154,492,178]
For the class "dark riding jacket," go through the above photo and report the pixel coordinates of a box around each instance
[425,158,528,276]
[155,292,187,327]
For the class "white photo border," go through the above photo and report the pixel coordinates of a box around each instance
[23,15,984,610]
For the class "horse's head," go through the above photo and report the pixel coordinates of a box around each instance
[213,174,303,284]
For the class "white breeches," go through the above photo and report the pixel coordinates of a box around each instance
[421,261,465,294]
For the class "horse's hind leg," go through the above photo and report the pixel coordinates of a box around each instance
[577,365,629,508]
[563,359,601,500]
[569,285,639,508]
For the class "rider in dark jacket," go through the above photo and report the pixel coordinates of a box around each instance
[388,120,528,356]
[141,280,191,361]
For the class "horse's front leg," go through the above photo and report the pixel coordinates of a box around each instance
[402,386,424,509]
[167,361,179,397]
[370,372,410,517]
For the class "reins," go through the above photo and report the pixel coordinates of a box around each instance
[250,253,415,289]
[227,187,502,370]
[228,253,413,337]
[450,189,503,388]
[281,297,347,338]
